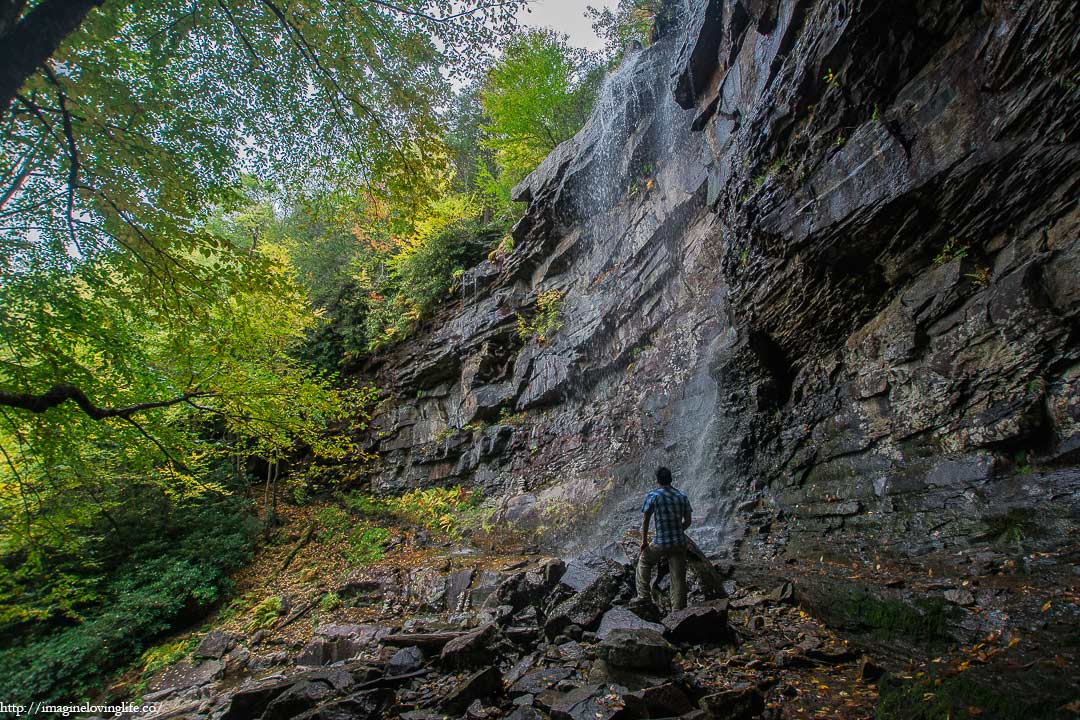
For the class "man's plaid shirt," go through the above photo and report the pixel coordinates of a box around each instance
[641,486,692,547]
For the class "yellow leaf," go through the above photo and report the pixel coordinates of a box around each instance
[1041,600,1052,612]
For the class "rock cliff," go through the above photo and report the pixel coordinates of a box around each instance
[358,0,1079,564]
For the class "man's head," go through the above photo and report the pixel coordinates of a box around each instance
[655,466,672,486]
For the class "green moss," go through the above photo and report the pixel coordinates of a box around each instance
[877,673,1068,720]
[823,586,958,644]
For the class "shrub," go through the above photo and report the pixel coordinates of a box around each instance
[517,289,565,344]
[0,494,255,704]
[248,596,284,630]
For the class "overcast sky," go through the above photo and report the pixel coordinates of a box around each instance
[517,0,618,51]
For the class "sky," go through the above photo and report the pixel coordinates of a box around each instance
[517,0,618,51]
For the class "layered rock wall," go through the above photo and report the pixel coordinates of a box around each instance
[357,0,1079,561]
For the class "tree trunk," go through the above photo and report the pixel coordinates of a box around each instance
[0,0,105,119]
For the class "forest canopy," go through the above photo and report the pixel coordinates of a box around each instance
[0,0,645,703]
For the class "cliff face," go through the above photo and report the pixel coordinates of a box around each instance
[360,0,1079,563]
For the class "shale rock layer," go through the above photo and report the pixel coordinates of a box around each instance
[359,0,1079,562]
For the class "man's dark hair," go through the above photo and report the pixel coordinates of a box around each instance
[656,466,672,485]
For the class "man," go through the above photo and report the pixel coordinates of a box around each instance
[636,466,692,610]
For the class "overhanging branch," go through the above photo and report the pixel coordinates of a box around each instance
[0,383,210,420]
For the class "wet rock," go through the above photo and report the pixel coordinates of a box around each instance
[557,559,602,593]
[508,666,575,695]
[446,569,475,612]
[858,656,885,683]
[596,629,675,672]
[292,688,393,720]
[440,665,503,713]
[534,557,567,587]
[221,668,352,720]
[698,685,765,719]
[503,652,541,687]
[662,602,730,644]
[440,623,499,669]
[469,570,506,608]
[544,572,624,640]
[296,638,362,666]
[548,683,632,720]
[262,679,338,720]
[483,571,533,613]
[195,630,238,659]
[597,607,666,640]
[224,647,250,676]
[768,583,794,604]
[944,588,976,606]
[506,707,545,720]
[315,623,391,644]
[149,658,225,693]
[623,682,695,717]
[387,646,424,675]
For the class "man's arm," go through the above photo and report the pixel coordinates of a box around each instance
[682,509,692,530]
[641,509,652,549]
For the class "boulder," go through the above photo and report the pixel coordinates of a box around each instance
[440,665,503,713]
[508,666,575,695]
[149,658,224,693]
[195,630,238,659]
[597,607,666,640]
[548,683,633,720]
[596,629,675,672]
[469,570,506,608]
[296,638,362,666]
[387,646,424,675]
[662,603,730,644]
[446,569,475,611]
[222,668,352,720]
[768,583,795,604]
[544,573,624,640]
[262,679,338,720]
[503,652,541,687]
[698,686,765,720]
[440,623,498,669]
[622,682,695,717]
[290,688,393,720]
[858,656,885,683]
[506,707,545,720]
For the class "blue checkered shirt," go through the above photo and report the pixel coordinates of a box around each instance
[641,486,691,547]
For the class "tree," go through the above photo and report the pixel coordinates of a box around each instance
[477,28,604,220]
[0,0,521,416]
[481,29,603,168]
[587,0,677,64]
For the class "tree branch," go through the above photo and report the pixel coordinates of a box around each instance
[0,384,210,420]
[362,0,517,24]
[41,63,81,253]
[0,0,105,120]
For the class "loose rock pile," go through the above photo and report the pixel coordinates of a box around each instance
[115,549,906,720]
